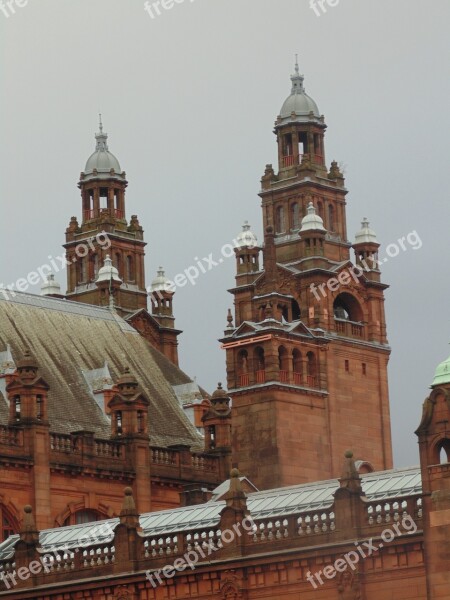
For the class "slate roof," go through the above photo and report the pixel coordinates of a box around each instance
[0,466,422,561]
[0,292,202,448]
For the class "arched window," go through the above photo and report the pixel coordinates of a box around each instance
[0,507,18,542]
[292,349,303,385]
[77,258,86,284]
[328,204,334,231]
[237,349,249,386]
[278,346,289,382]
[333,293,364,323]
[254,347,265,384]
[291,203,300,230]
[307,352,317,387]
[64,509,102,526]
[114,253,121,276]
[91,254,99,279]
[275,206,286,233]
[436,439,450,465]
[291,299,301,321]
[126,255,134,282]
[317,200,324,219]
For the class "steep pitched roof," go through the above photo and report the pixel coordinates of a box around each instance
[0,292,202,448]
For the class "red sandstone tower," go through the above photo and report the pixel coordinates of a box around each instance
[221,61,393,489]
[62,117,181,364]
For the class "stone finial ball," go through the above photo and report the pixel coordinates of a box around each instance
[24,505,33,514]
[124,487,133,496]
[230,468,240,478]
[344,450,353,459]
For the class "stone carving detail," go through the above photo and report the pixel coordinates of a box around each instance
[220,571,246,599]
[337,571,361,600]
[114,585,136,600]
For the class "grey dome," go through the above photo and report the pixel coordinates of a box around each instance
[278,61,321,125]
[81,117,125,182]
[354,218,379,245]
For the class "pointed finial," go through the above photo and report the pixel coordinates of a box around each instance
[120,487,139,529]
[227,308,234,329]
[295,54,299,74]
[20,505,39,544]
[99,112,103,133]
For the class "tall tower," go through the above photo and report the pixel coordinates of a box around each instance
[64,117,148,316]
[222,61,393,490]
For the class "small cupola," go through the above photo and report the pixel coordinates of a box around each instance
[108,368,149,438]
[354,218,378,245]
[235,222,260,276]
[236,222,258,249]
[40,274,62,297]
[353,218,380,273]
[96,255,122,285]
[432,351,450,387]
[300,202,326,234]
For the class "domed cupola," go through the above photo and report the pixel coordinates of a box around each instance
[354,218,378,245]
[96,255,123,285]
[81,116,125,183]
[234,222,260,276]
[273,58,327,174]
[236,221,258,248]
[150,267,172,293]
[278,58,321,126]
[432,352,450,387]
[300,202,326,258]
[353,218,380,274]
[300,202,326,233]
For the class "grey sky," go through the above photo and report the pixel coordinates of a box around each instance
[1,0,449,468]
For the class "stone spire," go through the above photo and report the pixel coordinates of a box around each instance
[291,54,305,94]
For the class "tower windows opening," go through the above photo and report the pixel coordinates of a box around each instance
[307,352,317,387]
[275,206,286,234]
[333,294,363,323]
[114,253,121,277]
[317,200,324,219]
[283,133,293,157]
[298,131,308,155]
[291,299,301,321]
[278,346,289,382]
[126,256,134,282]
[345,360,350,372]
[292,349,303,385]
[254,347,265,384]
[237,350,249,387]
[91,254,99,280]
[77,258,87,284]
[436,439,450,465]
[291,203,300,230]
[99,188,108,210]
[327,204,335,231]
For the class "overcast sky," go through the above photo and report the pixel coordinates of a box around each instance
[1,0,449,469]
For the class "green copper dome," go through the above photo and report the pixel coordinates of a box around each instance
[432,352,450,386]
